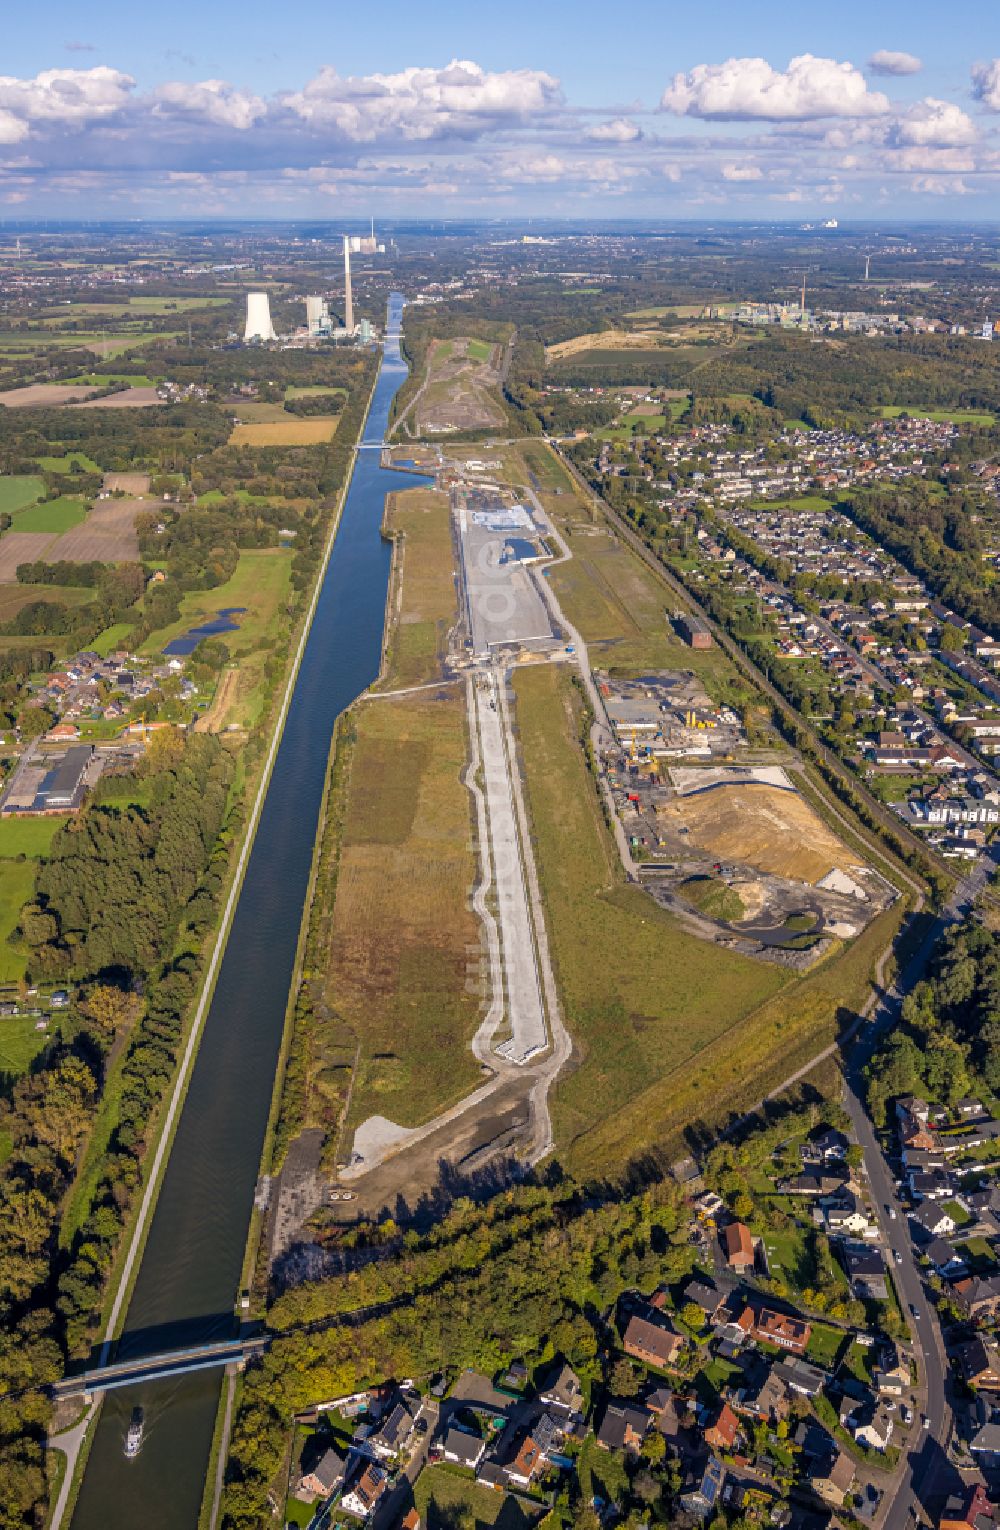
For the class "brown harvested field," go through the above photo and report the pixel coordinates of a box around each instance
[379,487,458,687]
[0,532,55,580]
[0,384,100,407]
[228,417,339,447]
[328,691,484,1132]
[545,330,676,361]
[103,472,150,495]
[0,584,90,619]
[44,499,148,563]
[74,387,161,408]
[659,778,861,884]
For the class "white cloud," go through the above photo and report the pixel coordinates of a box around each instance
[0,66,134,125]
[891,97,977,147]
[152,79,265,130]
[661,55,890,121]
[283,59,561,142]
[868,50,922,77]
[586,117,641,143]
[911,174,973,195]
[972,60,1000,111]
[661,163,682,182]
[721,162,763,180]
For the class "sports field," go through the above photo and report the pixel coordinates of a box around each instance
[229,417,339,446]
[380,487,458,687]
[329,691,483,1132]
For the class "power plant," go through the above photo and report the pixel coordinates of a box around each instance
[342,236,354,335]
[244,291,275,343]
[305,294,331,336]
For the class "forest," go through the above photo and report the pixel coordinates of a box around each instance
[0,732,237,1523]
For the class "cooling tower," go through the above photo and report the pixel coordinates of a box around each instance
[244,291,276,342]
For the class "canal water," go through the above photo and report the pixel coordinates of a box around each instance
[71,294,430,1529]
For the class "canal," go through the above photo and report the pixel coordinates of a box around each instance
[71,293,430,1529]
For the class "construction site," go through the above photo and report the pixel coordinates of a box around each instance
[597,679,895,963]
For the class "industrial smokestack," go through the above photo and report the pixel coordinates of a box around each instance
[343,236,354,333]
[244,291,275,342]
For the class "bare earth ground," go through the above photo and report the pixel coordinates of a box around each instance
[74,387,161,408]
[414,338,506,435]
[0,384,101,406]
[545,330,677,361]
[658,778,864,885]
[44,499,149,563]
[0,531,55,579]
[103,472,151,495]
[193,667,238,733]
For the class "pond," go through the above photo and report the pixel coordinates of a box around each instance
[162,607,247,657]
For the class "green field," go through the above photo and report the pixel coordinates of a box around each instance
[35,452,101,474]
[0,1016,51,1080]
[0,815,66,858]
[284,385,347,400]
[332,691,483,1132]
[90,622,135,656]
[59,373,156,388]
[515,439,575,494]
[467,338,494,363]
[0,859,38,983]
[0,475,44,515]
[141,547,292,657]
[13,495,88,533]
[380,488,459,688]
[880,406,994,425]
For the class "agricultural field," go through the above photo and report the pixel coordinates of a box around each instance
[513,663,904,1178]
[0,476,44,514]
[545,329,682,361]
[880,405,995,425]
[0,584,91,623]
[35,453,101,474]
[75,388,162,409]
[11,496,88,534]
[41,499,144,563]
[328,690,483,1133]
[284,385,346,401]
[0,813,66,859]
[229,417,339,446]
[379,487,458,688]
[0,858,38,984]
[0,384,101,407]
[0,532,54,581]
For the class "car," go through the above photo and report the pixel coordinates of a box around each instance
[889,1207,897,1220]
[894,1250,903,1264]
[922,1415,930,1430]
[901,1405,913,1424]
[909,1304,921,1320]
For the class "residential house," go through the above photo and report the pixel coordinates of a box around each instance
[843,1243,888,1300]
[538,1361,584,1422]
[705,1402,740,1451]
[809,1450,856,1507]
[873,1349,909,1396]
[595,1401,651,1453]
[738,1305,812,1355]
[723,1222,756,1274]
[971,1425,1000,1465]
[911,1203,957,1240]
[824,1192,878,1240]
[925,1238,967,1277]
[683,1279,726,1325]
[851,1402,895,1453]
[298,1446,346,1500]
[363,1400,415,1462]
[954,1275,1000,1322]
[341,1461,389,1521]
[955,1337,1000,1392]
[680,1456,726,1519]
[441,1428,486,1471]
[773,1358,827,1398]
[504,1416,557,1489]
[736,1368,790,1423]
[623,1311,683,1370]
[939,1481,995,1530]
[909,1170,954,1200]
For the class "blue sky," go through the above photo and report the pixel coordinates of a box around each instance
[0,0,998,218]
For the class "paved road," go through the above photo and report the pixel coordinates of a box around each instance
[842,845,999,1530]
